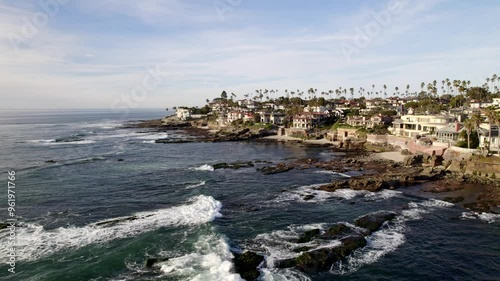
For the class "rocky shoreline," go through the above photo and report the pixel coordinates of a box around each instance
[127,119,500,214]
[127,118,499,280]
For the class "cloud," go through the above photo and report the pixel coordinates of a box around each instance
[0,0,499,109]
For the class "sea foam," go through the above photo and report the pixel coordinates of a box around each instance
[461,211,500,223]
[194,164,215,172]
[158,235,244,281]
[0,195,222,262]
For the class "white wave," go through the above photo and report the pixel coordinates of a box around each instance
[364,190,402,201]
[272,184,399,204]
[185,181,207,189]
[135,132,169,140]
[255,223,330,269]
[158,235,244,281]
[260,268,312,281]
[331,198,455,275]
[331,219,406,275]
[29,139,95,145]
[314,171,352,178]
[420,199,454,208]
[29,139,56,144]
[330,189,368,200]
[194,164,215,172]
[142,140,156,144]
[0,195,222,262]
[461,212,500,223]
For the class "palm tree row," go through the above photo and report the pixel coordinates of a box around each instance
[231,74,498,102]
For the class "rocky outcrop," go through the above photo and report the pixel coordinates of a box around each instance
[354,211,396,234]
[318,175,410,193]
[257,163,294,175]
[144,257,170,268]
[232,251,264,281]
[275,211,396,273]
[212,162,255,170]
[403,153,424,167]
[294,235,366,273]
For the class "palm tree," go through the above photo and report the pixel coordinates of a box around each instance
[494,111,500,156]
[471,113,483,152]
[464,119,474,149]
[420,82,425,94]
[485,107,497,154]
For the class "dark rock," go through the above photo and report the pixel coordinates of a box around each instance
[292,246,315,253]
[0,222,10,230]
[276,257,297,268]
[213,162,254,170]
[297,229,321,243]
[443,196,464,203]
[145,257,169,268]
[403,153,424,167]
[321,224,351,239]
[303,195,315,201]
[45,160,57,163]
[354,211,396,234]
[117,159,125,162]
[295,235,367,273]
[233,251,264,281]
[258,163,294,175]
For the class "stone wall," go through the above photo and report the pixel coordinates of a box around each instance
[367,134,448,155]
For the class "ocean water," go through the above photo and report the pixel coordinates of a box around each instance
[0,109,499,281]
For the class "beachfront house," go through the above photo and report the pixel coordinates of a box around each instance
[390,114,455,138]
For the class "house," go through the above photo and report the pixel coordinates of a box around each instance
[176,108,191,120]
[346,115,392,128]
[435,122,464,143]
[390,114,456,138]
[292,112,329,129]
[227,111,244,123]
[479,124,500,152]
[469,100,493,109]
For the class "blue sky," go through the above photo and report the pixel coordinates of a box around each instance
[1,0,499,108]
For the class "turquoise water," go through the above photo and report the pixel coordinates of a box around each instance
[0,109,498,281]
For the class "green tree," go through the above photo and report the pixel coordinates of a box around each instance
[221,91,228,100]
[463,120,475,149]
[471,113,483,152]
[485,107,497,154]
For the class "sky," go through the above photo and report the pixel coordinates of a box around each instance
[1,0,499,109]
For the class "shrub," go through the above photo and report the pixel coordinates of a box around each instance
[492,173,496,179]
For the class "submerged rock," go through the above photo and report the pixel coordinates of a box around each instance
[297,229,320,243]
[144,257,169,268]
[295,235,367,273]
[258,163,294,175]
[321,224,352,239]
[212,162,254,170]
[354,211,397,234]
[232,251,264,281]
[303,194,315,201]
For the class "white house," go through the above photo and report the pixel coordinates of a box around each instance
[176,108,191,120]
[390,114,455,138]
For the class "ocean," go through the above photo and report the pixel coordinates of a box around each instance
[0,109,498,281]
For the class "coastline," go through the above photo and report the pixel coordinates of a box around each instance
[126,118,499,215]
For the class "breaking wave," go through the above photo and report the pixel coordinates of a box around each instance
[194,164,215,172]
[158,234,244,281]
[0,195,222,262]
